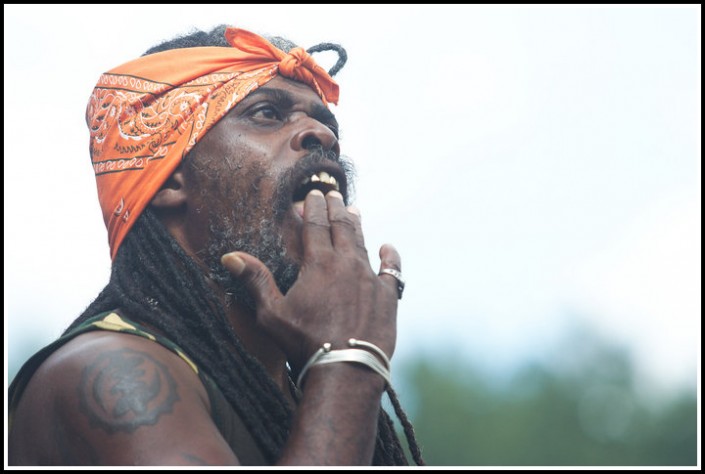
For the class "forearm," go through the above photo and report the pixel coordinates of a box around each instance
[277,363,386,465]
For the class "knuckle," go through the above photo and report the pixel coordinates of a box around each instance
[329,214,357,231]
[252,266,269,287]
[329,208,354,223]
[303,220,330,231]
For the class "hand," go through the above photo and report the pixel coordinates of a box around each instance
[221,189,402,373]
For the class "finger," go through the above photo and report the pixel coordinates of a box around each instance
[378,244,404,299]
[378,243,402,272]
[346,205,366,250]
[221,252,283,309]
[327,191,363,252]
[302,189,332,259]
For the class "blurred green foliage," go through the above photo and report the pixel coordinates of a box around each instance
[396,330,698,466]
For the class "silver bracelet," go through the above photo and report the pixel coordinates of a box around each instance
[296,342,332,388]
[348,338,391,371]
[297,342,392,389]
[314,349,392,386]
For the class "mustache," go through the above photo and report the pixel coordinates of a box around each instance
[272,147,357,220]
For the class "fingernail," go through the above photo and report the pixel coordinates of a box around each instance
[308,189,324,198]
[328,190,343,200]
[221,253,245,276]
[347,205,361,217]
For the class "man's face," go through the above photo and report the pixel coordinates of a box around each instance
[181,76,354,307]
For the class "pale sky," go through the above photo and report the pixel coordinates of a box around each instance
[4,5,701,402]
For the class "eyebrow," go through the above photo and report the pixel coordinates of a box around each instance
[243,86,339,131]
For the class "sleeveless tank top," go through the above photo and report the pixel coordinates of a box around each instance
[8,311,269,466]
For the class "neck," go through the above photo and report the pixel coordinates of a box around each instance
[218,291,292,396]
[156,214,294,400]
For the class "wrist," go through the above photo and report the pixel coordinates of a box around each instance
[296,339,392,390]
[304,360,387,394]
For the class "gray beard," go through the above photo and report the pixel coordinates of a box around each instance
[205,213,299,311]
[202,158,299,311]
[200,148,355,312]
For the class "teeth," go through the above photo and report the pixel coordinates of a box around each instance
[303,171,341,191]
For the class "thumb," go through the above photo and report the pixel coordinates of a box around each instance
[221,252,283,308]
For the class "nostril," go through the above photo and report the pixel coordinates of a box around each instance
[302,135,322,150]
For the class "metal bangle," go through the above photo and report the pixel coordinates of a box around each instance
[296,342,332,388]
[348,338,391,370]
[314,349,392,386]
[297,345,392,389]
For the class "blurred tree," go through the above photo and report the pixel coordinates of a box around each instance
[398,327,697,466]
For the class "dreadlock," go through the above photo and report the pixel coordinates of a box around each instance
[69,24,424,466]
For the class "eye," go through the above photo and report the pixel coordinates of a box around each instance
[249,104,283,122]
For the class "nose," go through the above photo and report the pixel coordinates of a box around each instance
[290,118,340,156]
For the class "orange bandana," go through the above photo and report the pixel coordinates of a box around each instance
[86,27,339,259]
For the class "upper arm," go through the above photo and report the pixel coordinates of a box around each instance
[9,331,241,466]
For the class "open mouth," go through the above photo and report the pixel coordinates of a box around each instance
[292,169,345,203]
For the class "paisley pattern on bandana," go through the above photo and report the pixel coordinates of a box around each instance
[86,28,339,259]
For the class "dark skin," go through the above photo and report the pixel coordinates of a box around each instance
[9,76,402,465]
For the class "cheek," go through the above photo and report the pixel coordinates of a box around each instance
[222,124,289,163]
[279,212,304,263]
[196,123,277,170]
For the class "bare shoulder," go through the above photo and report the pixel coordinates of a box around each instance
[46,331,208,434]
[9,330,240,466]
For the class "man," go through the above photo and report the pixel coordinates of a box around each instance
[8,24,423,466]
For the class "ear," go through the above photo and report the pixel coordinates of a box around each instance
[151,168,188,210]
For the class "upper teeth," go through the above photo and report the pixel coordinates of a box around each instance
[302,171,340,191]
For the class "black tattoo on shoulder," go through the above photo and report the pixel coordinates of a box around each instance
[78,348,179,433]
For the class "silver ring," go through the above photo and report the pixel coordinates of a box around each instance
[379,268,405,299]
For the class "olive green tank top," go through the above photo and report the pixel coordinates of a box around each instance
[8,311,268,466]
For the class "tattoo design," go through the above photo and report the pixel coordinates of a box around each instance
[78,348,179,433]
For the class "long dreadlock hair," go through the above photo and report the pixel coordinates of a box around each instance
[67,24,424,466]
